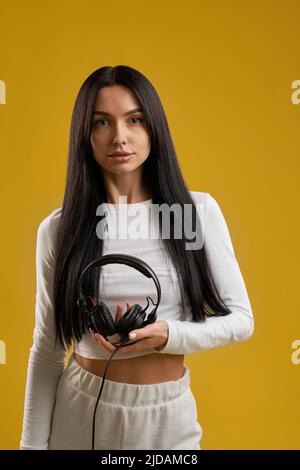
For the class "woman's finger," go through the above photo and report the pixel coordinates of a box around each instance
[95,333,116,353]
[115,303,133,323]
[115,304,123,323]
[90,331,98,343]
[126,302,133,313]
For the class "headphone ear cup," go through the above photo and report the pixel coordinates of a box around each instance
[116,304,146,336]
[78,296,92,315]
[90,301,116,337]
[78,295,98,315]
[144,307,157,325]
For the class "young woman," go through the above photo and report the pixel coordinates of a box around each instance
[20,65,254,450]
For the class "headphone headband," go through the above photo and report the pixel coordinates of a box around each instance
[77,253,161,311]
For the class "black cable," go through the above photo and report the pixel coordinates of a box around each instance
[91,335,143,450]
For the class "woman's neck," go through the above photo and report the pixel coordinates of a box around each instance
[104,178,152,205]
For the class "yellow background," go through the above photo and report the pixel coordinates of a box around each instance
[0,0,299,450]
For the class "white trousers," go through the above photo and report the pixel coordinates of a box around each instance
[48,352,202,450]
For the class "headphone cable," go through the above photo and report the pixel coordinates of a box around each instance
[91,335,140,450]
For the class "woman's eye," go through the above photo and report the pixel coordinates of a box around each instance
[94,119,107,126]
[130,117,143,124]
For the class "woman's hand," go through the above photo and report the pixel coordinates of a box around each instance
[91,303,169,353]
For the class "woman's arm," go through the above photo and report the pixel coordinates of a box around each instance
[156,192,254,355]
[20,213,67,450]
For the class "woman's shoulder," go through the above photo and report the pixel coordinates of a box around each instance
[39,206,62,229]
[189,191,224,232]
[189,190,215,212]
[189,190,207,204]
[189,190,219,210]
[37,206,62,244]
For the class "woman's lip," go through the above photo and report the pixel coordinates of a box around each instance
[108,153,133,162]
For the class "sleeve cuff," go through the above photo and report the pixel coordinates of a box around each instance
[19,442,48,450]
[155,319,180,355]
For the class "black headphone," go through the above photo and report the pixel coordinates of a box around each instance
[75,253,162,450]
[76,253,161,343]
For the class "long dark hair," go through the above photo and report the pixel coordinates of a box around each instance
[53,65,231,351]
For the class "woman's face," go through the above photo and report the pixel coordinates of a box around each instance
[90,84,151,176]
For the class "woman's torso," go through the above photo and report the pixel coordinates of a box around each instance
[71,195,204,384]
[74,352,185,384]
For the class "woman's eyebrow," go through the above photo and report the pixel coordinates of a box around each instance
[92,107,143,117]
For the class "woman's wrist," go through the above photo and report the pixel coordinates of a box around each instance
[154,321,169,351]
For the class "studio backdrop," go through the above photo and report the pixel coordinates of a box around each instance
[0,0,299,450]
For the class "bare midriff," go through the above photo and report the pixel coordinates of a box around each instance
[74,352,185,384]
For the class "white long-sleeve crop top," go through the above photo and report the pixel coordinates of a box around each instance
[20,191,254,449]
